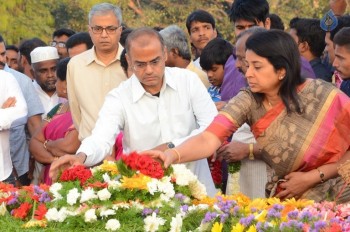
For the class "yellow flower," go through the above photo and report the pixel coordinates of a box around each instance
[99,160,119,175]
[121,173,151,190]
[22,219,47,228]
[254,209,267,222]
[266,197,282,206]
[283,198,314,209]
[248,198,268,211]
[246,225,257,232]
[193,196,216,206]
[0,202,7,216]
[211,222,223,232]
[231,223,245,232]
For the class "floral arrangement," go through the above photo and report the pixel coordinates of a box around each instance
[0,152,349,231]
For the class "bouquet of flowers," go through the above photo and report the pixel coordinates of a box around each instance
[0,152,350,231]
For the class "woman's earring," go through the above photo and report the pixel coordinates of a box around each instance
[279,76,284,80]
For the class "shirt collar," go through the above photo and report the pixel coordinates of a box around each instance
[85,43,124,66]
[130,67,178,103]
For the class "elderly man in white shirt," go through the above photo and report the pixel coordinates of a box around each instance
[51,28,218,196]
[0,71,27,183]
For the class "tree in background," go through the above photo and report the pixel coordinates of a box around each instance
[0,0,331,46]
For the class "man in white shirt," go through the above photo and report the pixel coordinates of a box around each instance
[0,71,27,183]
[51,28,218,196]
[30,46,60,184]
[31,46,61,116]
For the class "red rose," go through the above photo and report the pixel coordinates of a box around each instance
[34,203,48,220]
[12,202,32,220]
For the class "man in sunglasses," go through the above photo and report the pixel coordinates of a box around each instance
[50,28,75,59]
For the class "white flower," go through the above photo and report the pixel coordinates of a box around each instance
[100,209,116,218]
[103,173,111,183]
[105,219,121,231]
[157,177,175,198]
[97,188,112,201]
[108,180,122,190]
[172,164,196,186]
[84,208,97,223]
[0,202,7,216]
[189,181,207,200]
[49,183,63,200]
[66,188,80,205]
[144,212,165,232]
[147,179,159,195]
[45,207,68,222]
[80,187,98,203]
[170,214,183,232]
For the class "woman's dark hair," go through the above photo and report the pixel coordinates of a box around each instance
[245,29,305,114]
[56,57,70,81]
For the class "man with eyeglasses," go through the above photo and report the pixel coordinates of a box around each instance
[50,27,218,197]
[67,3,127,142]
[50,28,75,59]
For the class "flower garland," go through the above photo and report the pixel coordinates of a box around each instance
[0,153,349,231]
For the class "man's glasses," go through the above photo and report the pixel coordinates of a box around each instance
[50,41,66,48]
[90,25,121,34]
[133,57,163,72]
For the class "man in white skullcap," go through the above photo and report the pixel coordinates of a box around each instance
[30,46,60,184]
[30,46,60,117]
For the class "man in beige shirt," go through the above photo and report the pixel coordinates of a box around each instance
[159,25,210,88]
[67,3,127,141]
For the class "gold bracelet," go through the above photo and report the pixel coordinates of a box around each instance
[316,168,325,183]
[166,148,181,163]
[249,143,254,160]
[43,140,50,150]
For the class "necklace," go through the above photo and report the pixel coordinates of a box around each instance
[268,101,272,107]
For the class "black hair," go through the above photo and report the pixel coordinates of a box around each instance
[6,45,19,53]
[246,30,305,114]
[18,38,46,65]
[333,27,350,49]
[66,32,93,50]
[52,28,76,38]
[56,57,70,81]
[125,27,165,54]
[186,10,216,34]
[269,13,284,30]
[229,0,269,24]
[290,18,325,58]
[199,38,233,71]
[330,16,350,41]
[0,35,4,43]
[120,48,128,74]
[120,28,133,48]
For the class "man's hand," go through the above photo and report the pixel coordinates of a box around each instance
[49,153,86,181]
[216,141,249,162]
[1,97,16,108]
[141,150,175,168]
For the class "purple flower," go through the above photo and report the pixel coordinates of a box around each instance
[174,193,185,202]
[142,208,153,216]
[202,212,217,223]
[181,205,188,212]
[39,192,51,203]
[287,210,299,219]
[279,220,303,231]
[313,220,327,230]
[267,209,281,220]
[272,204,284,211]
[299,211,313,222]
[239,214,255,227]
[220,213,228,223]
[7,195,18,205]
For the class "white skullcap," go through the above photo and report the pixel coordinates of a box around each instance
[30,46,59,63]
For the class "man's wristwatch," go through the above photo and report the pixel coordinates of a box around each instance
[166,142,175,149]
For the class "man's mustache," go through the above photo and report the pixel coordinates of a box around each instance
[0,61,5,67]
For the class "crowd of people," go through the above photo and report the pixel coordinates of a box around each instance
[1,0,350,203]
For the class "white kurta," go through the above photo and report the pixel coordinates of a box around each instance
[0,71,27,181]
[78,67,218,196]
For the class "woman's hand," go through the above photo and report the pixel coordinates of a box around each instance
[216,141,249,162]
[141,150,176,168]
[275,171,314,199]
[49,153,86,181]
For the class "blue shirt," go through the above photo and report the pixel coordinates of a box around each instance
[208,85,221,102]
[5,65,44,176]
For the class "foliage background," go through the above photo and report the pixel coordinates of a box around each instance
[0,0,329,46]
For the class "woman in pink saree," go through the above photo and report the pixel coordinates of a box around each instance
[147,30,350,203]
[30,58,80,185]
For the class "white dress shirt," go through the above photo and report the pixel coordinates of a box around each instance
[78,67,218,196]
[0,71,27,181]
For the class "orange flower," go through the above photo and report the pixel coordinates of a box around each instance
[34,203,48,220]
[12,202,32,220]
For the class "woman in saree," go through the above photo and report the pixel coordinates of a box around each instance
[146,30,350,203]
[29,58,80,185]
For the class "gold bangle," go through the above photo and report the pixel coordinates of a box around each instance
[166,148,181,163]
[43,140,50,150]
[249,143,254,160]
[316,168,325,183]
